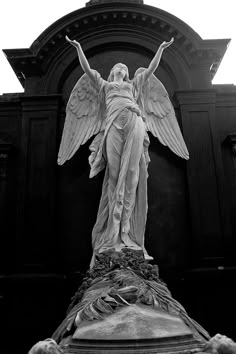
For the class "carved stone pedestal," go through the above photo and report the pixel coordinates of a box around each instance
[62,336,206,353]
[61,306,206,353]
[53,249,209,354]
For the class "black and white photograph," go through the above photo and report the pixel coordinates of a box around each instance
[0,1,236,353]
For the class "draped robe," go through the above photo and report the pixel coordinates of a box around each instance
[88,72,152,266]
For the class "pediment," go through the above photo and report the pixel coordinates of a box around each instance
[3,2,230,92]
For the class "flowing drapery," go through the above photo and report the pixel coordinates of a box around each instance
[89,78,151,267]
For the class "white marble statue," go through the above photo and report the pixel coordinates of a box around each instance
[58,36,189,266]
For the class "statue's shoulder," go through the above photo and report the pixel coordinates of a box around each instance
[90,69,108,91]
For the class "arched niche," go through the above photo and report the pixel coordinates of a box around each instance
[57,40,183,103]
[2,1,229,272]
[45,31,190,99]
[4,2,229,96]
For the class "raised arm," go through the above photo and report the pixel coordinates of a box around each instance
[65,36,96,84]
[144,37,174,82]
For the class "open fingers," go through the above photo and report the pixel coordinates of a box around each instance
[65,35,72,43]
[161,37,174,49]
[166,37,174,46]
[65,36,79,48]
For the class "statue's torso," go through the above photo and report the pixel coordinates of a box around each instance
[104,81,138,120]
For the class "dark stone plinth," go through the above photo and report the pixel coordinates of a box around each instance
[61,332,206,353]
[53,249,210,353]
[62,341,206,353]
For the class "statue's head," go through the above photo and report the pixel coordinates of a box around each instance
[108,63,129,82]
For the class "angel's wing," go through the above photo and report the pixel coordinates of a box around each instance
[57,72,105,165]
[134,68,189,160]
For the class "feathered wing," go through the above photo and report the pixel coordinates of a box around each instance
[134,68,189,160]
[58,72,105,165]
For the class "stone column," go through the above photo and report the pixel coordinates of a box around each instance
[0,139,13,272]
[16,95,61,271]
[176,90,224,267]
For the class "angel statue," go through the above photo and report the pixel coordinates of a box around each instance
[58,36,189,267]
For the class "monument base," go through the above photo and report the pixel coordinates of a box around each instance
[62,336,206,354]
[53,249,210,354]
[61,305,206,353]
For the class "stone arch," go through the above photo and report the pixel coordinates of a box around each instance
[4,2,229,95]
[1,1,230,272]
[45,33,189,98]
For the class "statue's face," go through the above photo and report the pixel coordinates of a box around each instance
[113,63,128,80]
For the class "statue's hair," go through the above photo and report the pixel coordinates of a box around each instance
[107,63,130,82]
[28,338,62,354]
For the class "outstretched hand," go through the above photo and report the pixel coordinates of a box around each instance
[160,37,174,50]
[65,35,81,49]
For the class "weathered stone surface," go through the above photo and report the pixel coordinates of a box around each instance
[53,249,209,354]
[73,304,192,340]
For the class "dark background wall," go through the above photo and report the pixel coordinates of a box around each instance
[1,2,236,353]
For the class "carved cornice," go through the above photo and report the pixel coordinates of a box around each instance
[215,86,236,107]
[175,89,216,105]
[86,0,144,5]
[3,2,230,87]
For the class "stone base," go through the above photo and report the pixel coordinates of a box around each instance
[53,249,209,354]
[62,335,205,354]
[61,304,206,353]
[73,304,192,340]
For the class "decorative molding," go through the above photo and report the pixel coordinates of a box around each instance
[175,90,216,105]
[86,0,144,5]
[215,88,236,107]
[3,3,230,88]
